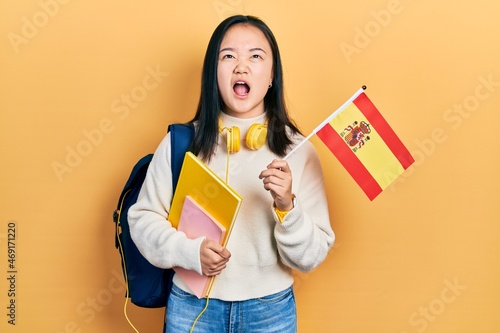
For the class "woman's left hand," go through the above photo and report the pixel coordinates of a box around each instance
[259,159,294,211]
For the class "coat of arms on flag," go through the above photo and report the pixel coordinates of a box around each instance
[340,120,371,152]
[285,86,414,200]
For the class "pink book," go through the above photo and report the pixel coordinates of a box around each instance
[173,195,226,298]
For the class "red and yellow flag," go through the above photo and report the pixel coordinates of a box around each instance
[286,87,414,200]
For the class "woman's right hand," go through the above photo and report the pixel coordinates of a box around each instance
[200,239,231,277]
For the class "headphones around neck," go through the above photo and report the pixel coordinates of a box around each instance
[219,119,268,154]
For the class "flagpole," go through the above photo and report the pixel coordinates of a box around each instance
[283,86,366,160]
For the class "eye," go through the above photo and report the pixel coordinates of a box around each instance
[222,54,235,59]
[251,54,263,59]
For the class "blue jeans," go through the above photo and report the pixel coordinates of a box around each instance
[165,284,297,333]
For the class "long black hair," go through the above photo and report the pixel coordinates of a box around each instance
[189,15,301,161]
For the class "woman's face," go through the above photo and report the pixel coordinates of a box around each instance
[217,24,273,119]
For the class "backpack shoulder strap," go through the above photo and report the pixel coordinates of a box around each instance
[168,123,195,192]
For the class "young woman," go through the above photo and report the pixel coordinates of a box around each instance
[129,15,335,332]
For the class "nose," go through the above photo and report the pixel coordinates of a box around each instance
[234,60,248,74]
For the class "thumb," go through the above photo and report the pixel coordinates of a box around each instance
[205,240,230,259]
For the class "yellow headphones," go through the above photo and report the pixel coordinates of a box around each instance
[219,119,268,154]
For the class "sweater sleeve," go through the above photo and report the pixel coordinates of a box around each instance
[273,140,335,272]
[128,133,204,274]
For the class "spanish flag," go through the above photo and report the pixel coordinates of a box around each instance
[286,87,414,200]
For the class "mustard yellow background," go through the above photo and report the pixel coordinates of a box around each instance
[1,0,499,332]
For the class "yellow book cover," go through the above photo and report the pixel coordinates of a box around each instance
[169,151,242,248]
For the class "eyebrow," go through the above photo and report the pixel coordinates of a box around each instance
[219,47,267,54]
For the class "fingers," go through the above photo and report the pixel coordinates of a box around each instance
[259,160,291,189]
[259,160,293,211]
[259,159,290,177]
[200,239,231,277]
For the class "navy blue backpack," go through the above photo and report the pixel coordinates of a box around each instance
[113,123,194,308]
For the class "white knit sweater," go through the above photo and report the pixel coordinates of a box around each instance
[128,112,335,301]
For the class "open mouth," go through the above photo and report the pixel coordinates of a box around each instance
[233,81,250,96]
